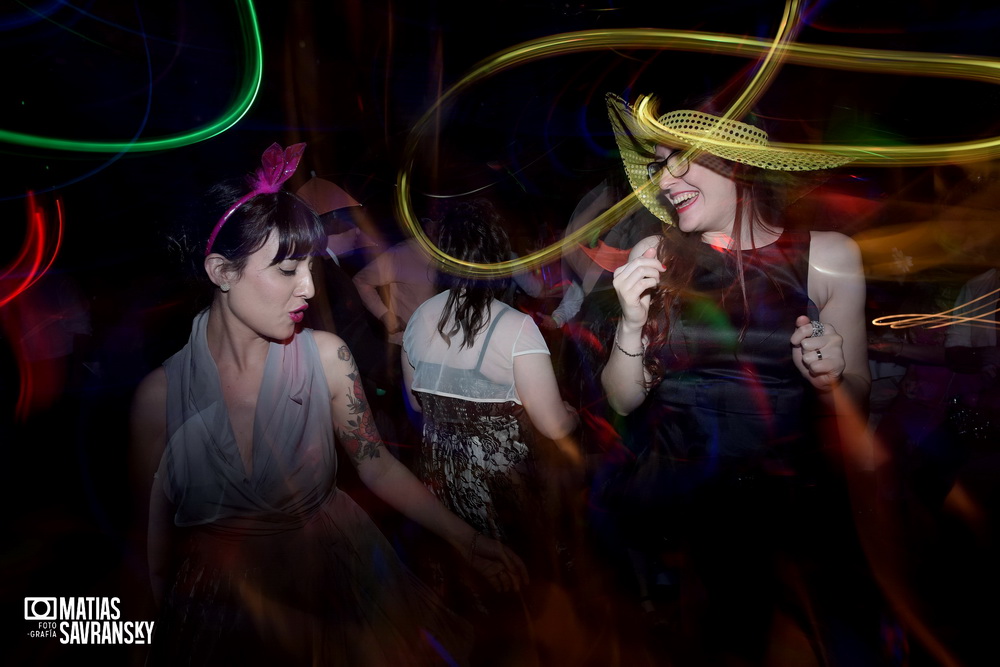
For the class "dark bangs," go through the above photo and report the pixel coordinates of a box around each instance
[209,185,326,274]
[263,191,326,262]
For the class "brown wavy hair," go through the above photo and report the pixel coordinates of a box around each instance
[641,160,789,387]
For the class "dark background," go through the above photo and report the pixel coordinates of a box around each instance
[3,1,1000,664]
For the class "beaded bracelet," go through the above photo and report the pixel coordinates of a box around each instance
[614,337,643,358]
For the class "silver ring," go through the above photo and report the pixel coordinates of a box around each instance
[816,349,823,360]
[810,320,825,338]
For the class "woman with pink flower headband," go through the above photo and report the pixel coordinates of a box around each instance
[130,143,526,666]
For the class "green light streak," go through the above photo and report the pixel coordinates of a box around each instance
[0,0,262,153]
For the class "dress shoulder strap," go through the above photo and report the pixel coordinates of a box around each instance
[474,304,509,371]
[774,229,819,319]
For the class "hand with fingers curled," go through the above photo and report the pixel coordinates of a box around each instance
[612,245,665,332]
[790,314,845,392]
[463,531,529,594]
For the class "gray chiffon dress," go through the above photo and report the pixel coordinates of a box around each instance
[148,310,471,666]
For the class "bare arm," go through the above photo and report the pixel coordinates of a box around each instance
[513,352,578,440]
[128,368,173,609]
[314,331,527,590]
[601,236,662,415]
[547,280,585,329]
[792,232,871,409]
[352,253,400,331]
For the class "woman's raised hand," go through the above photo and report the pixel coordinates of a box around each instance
[612,244,664,332]
[791,315,845,391]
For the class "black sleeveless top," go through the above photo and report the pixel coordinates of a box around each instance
[645,228,819,468]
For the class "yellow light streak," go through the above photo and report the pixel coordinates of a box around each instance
[395,2,1000,277]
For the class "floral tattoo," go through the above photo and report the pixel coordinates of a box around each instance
[335,346,381,462]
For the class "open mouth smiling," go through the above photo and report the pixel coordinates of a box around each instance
[669,191,698,210]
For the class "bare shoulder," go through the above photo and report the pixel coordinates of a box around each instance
[809,231,862,272]
[629,235,662,260]
[310,330,356,397]
[131,367,167,426]
[808,231,864,309]
[130,367,168,470]
[310,329,352,367]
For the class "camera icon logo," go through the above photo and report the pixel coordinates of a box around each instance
[24,598,57,621]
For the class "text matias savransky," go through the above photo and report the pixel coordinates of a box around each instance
[24,596,155,645]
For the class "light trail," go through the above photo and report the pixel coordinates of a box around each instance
[394,3,1000,277]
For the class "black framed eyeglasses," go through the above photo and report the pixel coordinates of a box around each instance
[646,150,690,181]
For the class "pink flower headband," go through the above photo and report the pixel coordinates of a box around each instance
[205,142,307,255]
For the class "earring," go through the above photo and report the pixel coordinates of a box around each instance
[220,283,230,292]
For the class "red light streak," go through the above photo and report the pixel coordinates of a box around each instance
[1,192,65,420]
[0,192,64,308]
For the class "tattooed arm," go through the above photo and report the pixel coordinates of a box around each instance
[312,331,528,590]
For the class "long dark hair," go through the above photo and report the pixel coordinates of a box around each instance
[642,110,791,386]
[435,199,512,350]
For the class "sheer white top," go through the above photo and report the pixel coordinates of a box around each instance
[403,291,549,405]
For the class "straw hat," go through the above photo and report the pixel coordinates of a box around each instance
[606,93,853,225]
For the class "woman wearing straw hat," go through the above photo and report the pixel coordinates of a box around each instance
[600,94,875,663]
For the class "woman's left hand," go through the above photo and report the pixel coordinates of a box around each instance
[791,314,845,391]
[465,533,529,593]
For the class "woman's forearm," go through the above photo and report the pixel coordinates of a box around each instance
[601,322,649,415]
[816,370,871,417]
[358,454,472,552]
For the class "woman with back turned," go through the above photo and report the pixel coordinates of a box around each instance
[402,199,579,665]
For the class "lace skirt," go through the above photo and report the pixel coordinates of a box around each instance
[415,395,542,543]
